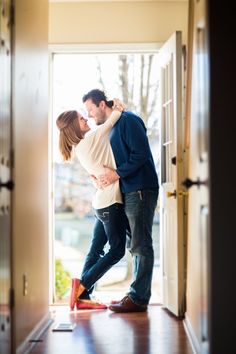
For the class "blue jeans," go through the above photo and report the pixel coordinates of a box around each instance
[80,203,127,296]
[124,189,158,305]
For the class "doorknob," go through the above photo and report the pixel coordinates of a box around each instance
[182,177,206,189]
[0,179,14,191]
[167,190,177,198]
[171,156,176,165]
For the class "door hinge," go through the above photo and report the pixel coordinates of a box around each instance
[9,288,15,310]
[182,45,187,71]
[10,149,14,169]
[9,2,14,26]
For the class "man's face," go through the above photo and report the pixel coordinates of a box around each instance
[84,99,107,125]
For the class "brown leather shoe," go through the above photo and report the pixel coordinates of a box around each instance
[109,295,147,313]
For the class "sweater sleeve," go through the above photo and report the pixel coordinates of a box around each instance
[98,110,121,135]
[116,115,151,178]
[81,110,121,151]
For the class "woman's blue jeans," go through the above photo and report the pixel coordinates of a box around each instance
[124,188,159,305]
[80,203,127,294]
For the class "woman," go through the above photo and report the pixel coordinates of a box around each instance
[56,101,127,310]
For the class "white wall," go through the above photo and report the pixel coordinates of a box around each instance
[49,1,188,44]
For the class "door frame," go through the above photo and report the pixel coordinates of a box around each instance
[48,42,162,305]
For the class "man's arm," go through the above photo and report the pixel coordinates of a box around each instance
[98,114,151,187]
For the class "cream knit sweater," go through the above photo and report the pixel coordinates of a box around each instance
[75,111,122,209]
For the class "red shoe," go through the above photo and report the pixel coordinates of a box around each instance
[70,278,81,310]
[76,299,107,310]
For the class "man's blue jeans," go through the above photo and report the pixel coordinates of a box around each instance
[80,203,127,295]
[124,188,159,305]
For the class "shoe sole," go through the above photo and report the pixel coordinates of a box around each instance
[109,305,147,313]
[77,304,107,310]
[77,300,107,310]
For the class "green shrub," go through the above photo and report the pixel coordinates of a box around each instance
[55,259,71,300]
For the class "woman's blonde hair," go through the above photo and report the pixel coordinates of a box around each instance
[56,110,83,161]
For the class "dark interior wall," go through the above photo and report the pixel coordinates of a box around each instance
[208,1,236,353]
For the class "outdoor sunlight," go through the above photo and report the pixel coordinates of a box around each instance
[51,52,161,304]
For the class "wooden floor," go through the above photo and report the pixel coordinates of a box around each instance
[30,305,193,354]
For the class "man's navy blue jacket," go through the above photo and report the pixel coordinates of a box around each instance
[109,111,159,194]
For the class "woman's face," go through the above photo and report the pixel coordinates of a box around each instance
[77,113,90,135]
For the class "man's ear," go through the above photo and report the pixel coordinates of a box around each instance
[99,100,106,109]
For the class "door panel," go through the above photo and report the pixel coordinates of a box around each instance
[0,1,13,353]
[159,31,185,317]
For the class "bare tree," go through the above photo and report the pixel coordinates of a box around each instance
[95,56,106,91]
[118,53,158,125]
[96,53,158,125]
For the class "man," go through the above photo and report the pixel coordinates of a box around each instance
[82,89,159,312]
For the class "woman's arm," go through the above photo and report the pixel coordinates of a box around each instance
[97,100,125,135]
[103,98,125,127]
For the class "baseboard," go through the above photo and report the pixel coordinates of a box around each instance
[16,312,53,354]
[183,315,200,354]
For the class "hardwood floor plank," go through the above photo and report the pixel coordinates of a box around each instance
[30,305,193,354]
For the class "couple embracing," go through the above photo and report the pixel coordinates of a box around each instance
[56,89,159,313]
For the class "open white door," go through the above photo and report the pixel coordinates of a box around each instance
[159,31,185,317]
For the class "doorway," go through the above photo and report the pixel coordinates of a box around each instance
[49,45,161,305]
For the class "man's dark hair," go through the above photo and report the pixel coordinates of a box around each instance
[82,89,113,108]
